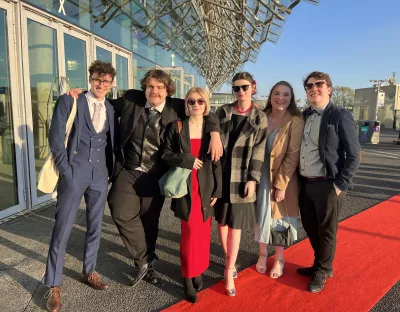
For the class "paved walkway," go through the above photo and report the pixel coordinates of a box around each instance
[0,128,399,312]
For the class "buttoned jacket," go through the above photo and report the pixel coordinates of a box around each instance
[49,93,116,178]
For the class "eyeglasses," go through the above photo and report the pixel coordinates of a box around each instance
[187,98,206,106]
[91,78,113,87]
[305,81,326,90]
[232,85,251,92]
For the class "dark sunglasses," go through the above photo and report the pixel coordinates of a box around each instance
[305,81,326,90]
[187,98,206,106]
[232,85,251,92]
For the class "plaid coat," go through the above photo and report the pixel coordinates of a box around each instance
[216,103,268,203]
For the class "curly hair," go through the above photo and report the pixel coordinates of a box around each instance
[140,69,176,96]
[88,60,116,80]
[303,71,333,98]
[264,81,301,117]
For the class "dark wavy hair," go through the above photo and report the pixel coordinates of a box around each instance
[264,81,301,117]
[140,69,176,96]
[303,71,333,98]
[88,60,116,80]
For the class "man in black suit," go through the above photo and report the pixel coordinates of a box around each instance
[297,71,360,293]
[70,69,222,286]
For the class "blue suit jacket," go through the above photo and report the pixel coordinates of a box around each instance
[303,102,360,191]
[49,93,116,178]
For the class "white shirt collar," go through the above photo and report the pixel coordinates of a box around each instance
[145,101,165,113]
[86,90,105,106]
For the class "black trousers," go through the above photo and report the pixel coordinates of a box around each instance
[108,168,165,266]
[299,179,346,274]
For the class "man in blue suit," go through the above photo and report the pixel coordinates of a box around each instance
[44,61,117,312]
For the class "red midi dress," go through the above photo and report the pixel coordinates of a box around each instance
[180,138,212,278]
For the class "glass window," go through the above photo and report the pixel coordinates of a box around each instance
[132,30,156,63]
[134,54,156,89]
[27,19,59,198]
[64,34,87,89]
[25,0,91,30]
[0,9,18,209]
[116,55,128,94]
[96,46,112,63]
[92,0,131,50]
[156,45,173,67]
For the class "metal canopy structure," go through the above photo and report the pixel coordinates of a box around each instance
[98,0,320,91]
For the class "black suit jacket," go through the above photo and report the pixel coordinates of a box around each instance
[162,118,222,222]
[110,89,220,179]
[303,102,360,191]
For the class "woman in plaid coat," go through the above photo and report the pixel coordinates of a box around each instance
[214,72,268,297]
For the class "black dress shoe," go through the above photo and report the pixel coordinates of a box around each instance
[192,275,203,291]
[144,268,159,284]
[130,263,150,287]
[183,278,198,303]
[308,272,327,293]
[297,266,333,278]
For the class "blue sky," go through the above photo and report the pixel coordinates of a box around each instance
[227,0,400,105]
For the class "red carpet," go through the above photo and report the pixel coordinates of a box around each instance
[164,195,400,312]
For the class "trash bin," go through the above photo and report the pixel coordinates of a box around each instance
[356,120,380,144]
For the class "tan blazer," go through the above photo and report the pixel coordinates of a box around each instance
[269,113,304,219]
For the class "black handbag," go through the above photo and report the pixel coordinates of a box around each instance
[269,201,293,248]
[269,225,293,247]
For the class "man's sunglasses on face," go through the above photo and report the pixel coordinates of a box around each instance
[232,85,251,92]
[305,81,326,90]
[91,78,113,87]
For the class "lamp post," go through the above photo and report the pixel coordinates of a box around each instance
[370,79,386,121]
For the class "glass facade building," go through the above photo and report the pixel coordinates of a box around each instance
[0,0,318,219]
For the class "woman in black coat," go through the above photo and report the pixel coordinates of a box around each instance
[162,87,222,303]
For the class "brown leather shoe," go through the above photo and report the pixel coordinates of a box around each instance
[45,287,61,312]
[82,272,109,290]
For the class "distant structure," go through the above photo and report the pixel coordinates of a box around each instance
[353,72,400,130]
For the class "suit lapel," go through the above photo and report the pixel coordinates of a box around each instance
[82,94,96,133]
[161,98,178,127]
[319,102,333,161]
[76,94,86,144]
[180,118,191,153]
[120,99,144,146]
[105,100,114,149]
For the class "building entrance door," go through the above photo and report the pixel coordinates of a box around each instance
[21,5,91,206]
[0,0,26,219]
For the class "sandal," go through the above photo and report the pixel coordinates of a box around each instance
[269,258,284,279]
[224,267,236,297]
[256,254,267,274]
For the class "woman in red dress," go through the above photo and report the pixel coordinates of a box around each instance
[162,87,222,303]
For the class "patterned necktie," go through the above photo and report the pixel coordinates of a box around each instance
[92,102,102,132]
